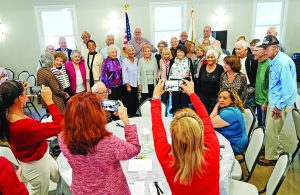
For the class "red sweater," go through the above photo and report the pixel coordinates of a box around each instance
[151,93,220,195]
[9,104,63,162]
[0,157,28,195]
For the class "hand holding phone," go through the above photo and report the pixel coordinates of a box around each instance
[164,80,183,91]
[101,99,119,112]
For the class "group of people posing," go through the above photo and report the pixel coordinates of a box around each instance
[0,24,297,194]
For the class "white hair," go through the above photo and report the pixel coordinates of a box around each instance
[206,49,219,59]
[235,40,249,50]
[126,45,135,52]
[91,81,106,93]
[267,26,278,36]
[106,34,115,41]
[107,45,117,55]
[58,36,66,43]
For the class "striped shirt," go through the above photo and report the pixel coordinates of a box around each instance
[51,65,70,89]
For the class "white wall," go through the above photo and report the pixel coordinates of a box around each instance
[0,0,299,77]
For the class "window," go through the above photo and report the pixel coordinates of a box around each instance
[150,2,186,47]
[254,0,287,42]
[35,6,78,51]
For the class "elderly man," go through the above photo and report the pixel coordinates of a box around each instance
[253,42,270,127]
[91,81,113,122]
[100,34,121,61]
[266,26,286,52]
[77,31,94,57]
[45,45,55,55]
[56,37,72,61]
[128,27,157,59]
[170,37,179,58]
[198,25,216,45]
[257,35,297,166]
[235,40,258,109]
[178,31,188,46]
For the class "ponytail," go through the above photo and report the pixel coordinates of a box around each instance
[0,94,9,141]
[0,80,24,141]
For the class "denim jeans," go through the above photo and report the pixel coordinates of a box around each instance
[256,103,267,126]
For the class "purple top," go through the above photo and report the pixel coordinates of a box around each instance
[58,124,141,195]
[101,57,122,89]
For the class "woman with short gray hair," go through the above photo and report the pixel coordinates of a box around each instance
[65,50,86,94]
[37,53,69,112]
[155,40,168,67]
[122,45,138,117]
[101,45,122,101]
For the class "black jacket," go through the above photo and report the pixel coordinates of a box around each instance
[245,54,258,88]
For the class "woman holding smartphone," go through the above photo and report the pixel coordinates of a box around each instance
[59,92,140,194]
[0,81,62,194]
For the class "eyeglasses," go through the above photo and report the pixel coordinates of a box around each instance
[94,90,108,95]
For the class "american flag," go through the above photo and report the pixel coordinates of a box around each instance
[123,12,132,53]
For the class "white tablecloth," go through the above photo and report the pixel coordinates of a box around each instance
[56,117,235,195]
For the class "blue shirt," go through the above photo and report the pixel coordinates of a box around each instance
[215,107,248,154]
[269,51,297,110]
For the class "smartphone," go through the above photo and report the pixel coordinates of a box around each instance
[101,100,119,112]
[164,80,183,91]
[29,86,42,95]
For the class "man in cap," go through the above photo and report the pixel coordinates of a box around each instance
[258,35,297,166]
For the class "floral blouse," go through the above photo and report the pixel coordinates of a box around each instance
[169,57,190,79]
[101,57,122,89]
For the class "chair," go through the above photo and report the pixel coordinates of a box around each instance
[139,98,167,117]
[292,108,300,161]
[5,68,14,80]
[231,127,265,181]
[229,153,291,195]
[0,144,19,166]
[25,75,41,117]
[242,107,256,140]
[18,70,30,82]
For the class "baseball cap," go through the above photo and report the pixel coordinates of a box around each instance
[257,35,279,48]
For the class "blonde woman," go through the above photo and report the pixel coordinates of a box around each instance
[151,79,220,194]
[138,44,158,103]
[158,47,172,104]
[185,41,197,63]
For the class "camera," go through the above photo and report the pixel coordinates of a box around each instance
[164,80,183,91]
[28,86,42,96]
[101,100,119,112]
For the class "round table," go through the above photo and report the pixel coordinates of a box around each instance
[56,117,235,195]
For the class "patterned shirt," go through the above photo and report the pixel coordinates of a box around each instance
[101,57,122,89]
[220,72,248,103]
[169,57,190,79]
[128,37,158,59]
[50,65,70,89]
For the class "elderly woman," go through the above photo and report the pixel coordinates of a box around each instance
[122,45,138,117]
[65,50,86,94]
[138,44,158,103]
[150,79,220,194]
[155,40,168,66]
[210,88,248,154]
[0,67,8,84]
[85,40,103,91]
[220,55,247,103]
[58,93,140,194]
[197,48,224,114]
[158,47,172,104]
[0,82,62,194]
[51,52,73,98]
[185,41,197,63]
[37,53,69,112]
[101,45,123,101]
[168,45,193,113]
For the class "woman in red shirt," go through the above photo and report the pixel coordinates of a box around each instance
[0,157,28,195]
[0,81,63,194]
[151,79,220,195]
